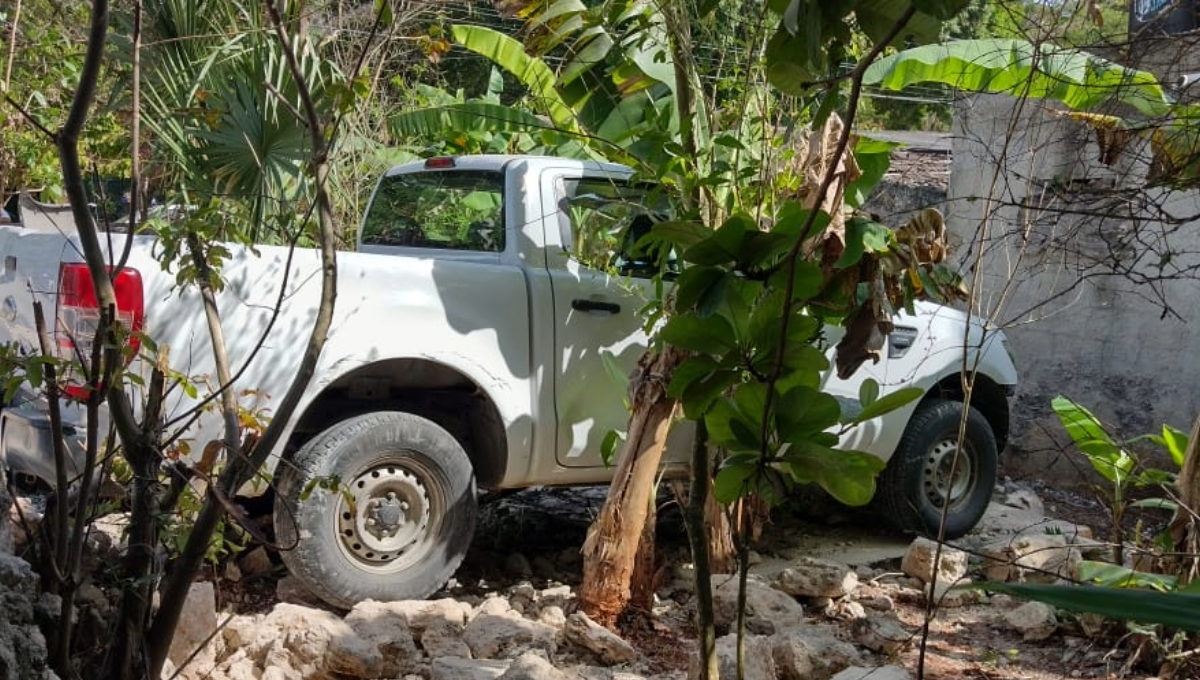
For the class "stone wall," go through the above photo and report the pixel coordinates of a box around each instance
[945,92,1200,482]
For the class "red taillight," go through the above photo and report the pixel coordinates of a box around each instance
[56,263,145,400]
[424,156,456,169]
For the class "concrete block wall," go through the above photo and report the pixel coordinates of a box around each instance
[946,93,1200,482]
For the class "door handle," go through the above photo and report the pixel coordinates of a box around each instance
[571,298,621,314]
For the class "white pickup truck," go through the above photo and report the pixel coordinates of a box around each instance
[0,155,1017,608]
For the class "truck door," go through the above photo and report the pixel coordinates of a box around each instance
[543,174,661,469]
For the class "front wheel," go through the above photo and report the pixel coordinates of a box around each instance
[875,399,997,539]
[274,412,477,609]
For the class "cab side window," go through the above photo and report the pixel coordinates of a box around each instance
[362,170,504,252]
[557,178,671,279]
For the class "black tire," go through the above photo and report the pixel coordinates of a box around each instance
[875,399,997,539]
[274,412,477,609]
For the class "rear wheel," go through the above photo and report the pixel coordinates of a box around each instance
[274,412,477,609]
[875,399,997,539]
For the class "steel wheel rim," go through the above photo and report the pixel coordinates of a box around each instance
[922,438,975,511]
[335,460,433,572]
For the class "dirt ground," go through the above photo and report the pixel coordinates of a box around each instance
[187,479,1185,680]
[440,483,1180,680]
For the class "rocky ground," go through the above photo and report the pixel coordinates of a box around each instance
[1,479,1181,680]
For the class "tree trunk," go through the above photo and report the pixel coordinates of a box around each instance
[628,499,659,615]
[671,478,737,575]
[705,485,737,574]
[579,346,684,628]
[685,424,719,680]
[1170,407,1200,585]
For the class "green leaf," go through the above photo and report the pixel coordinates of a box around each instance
[864,39,1174,119]
[669,355,719,399]
[451,25,580,133]
[1052,396,1116,446]
[375,0,393,26]
[764,11,822,95]
[1052,396,1135,484]
[649,220,712,250]
[661,313,737,355]
[1076,561,1178,591]
[674,266,729,317]
[738,231,793,270]
[704,398,741,449]
[769,261,825,301]
[733,382,769,434]
[859,379,880,408]
[773,202,830,241]
[714,461,756,504]
[683,214,751,265]
[978,583,1200,631]
[780,441,885,506]
[1129,498,1177,512]
[600,429,625,467]
[834,216,871,269]
[27,359,44,389]
[1158,424,1189,468]
[852,387,923,423]
[680,369,739,419]
[776,386,842,442]
[845,138,899,207]
[855,0,942,47]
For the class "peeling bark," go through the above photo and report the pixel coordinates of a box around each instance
[578,346,684,628]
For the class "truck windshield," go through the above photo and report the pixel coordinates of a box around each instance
[362,170,504,252]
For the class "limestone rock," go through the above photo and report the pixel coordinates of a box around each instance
[0,553,53,680]
[849,615,911,654]
[462,612,558,660]
[423,621,475,660]
[7,495,42,552]
[538,605,567,629]
[88,513,129,557]
[431,656,510,680]
[478,596,515,617]
[539,585,574,610]
[831,665,912,680]
[983,534,1080,583]
[711,574,804,635]
[1003,488,1045,517]
[925,578,982,608]
[773,557,859,599]
[1004,601,1058,641]
[901,537,968,586]
[325,627,386,679]
[354,598,471,635]
[344,600,423,677]
[695,633,775,680]
[497,651,574,680]
[564,611,636,665]
[168,581,221,679]
[769,624,862,680]
[227,602,381,677]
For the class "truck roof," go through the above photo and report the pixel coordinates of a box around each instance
[382,155,636,178]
